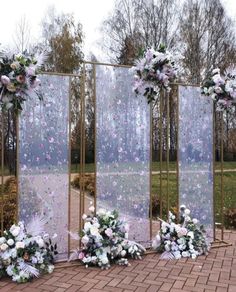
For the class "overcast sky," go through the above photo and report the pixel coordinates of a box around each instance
[0,0,235,62]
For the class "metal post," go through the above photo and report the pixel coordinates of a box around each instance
[16,113,19,223]
[176,86,180,222]
[159,91,163,220]
[1,110,4,234]
[220,112,224,241]
[68,76,72,258]
[93,64,97,213]
[150,102,153,240]
[213,104,216,241]
[166,92,170,218]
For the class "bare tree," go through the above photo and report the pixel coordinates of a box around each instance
[180,0,236,83]
[101,0,180,64]
[13,16,31,53]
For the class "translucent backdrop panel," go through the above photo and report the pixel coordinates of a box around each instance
[96,65,150,244]
[19,75,70,260]
[178,86,213,239]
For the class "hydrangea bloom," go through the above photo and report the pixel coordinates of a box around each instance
[70,208,145,269]
[152,206,210,260]
[201,68,236,110]
[0,220,57,283]
[132,44,178,103]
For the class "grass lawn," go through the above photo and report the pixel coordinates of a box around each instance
[71,162,235,227]
[151,172,236,226]
[71,161,236,173]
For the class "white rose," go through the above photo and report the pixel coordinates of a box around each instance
[0,237,6,244]
[89,206,95,212]
[185,216,191,222]
[84,222,92,232]
[81,235,89,245]
[120,250,126,257]
[10,225,21,237]
[212,68,220,75]
[192,218,198,224]
[90,226,99,236]
[0,243,8,251]
[182,251,190,257]
[11,248,17,258]
[7,239,14,246]
[184,209,190,215]
[15,241,25,249]
[191,253,197,259]
[101,256,109,265]
[6,265,14,276]
[173,251,181,259]
[180,204,186,210]
[82,214,87,220]
[36,237,45,248]
[48,265,54,274]
[214,87,222,94]
[187,231,194,239]
[97,209,106,216]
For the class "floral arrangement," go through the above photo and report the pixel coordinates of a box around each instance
[0,218,57,283]
[201,68,236,110]
[70,206,145,269]
[133,44,178,103]
[152,205,210,260]
[0,51,45,112]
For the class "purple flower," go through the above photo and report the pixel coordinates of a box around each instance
[145,49,154,62]
[1,75,10,85]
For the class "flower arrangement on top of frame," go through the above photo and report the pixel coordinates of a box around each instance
[0,51,44,113]
[0,219,57,283]
[152,205,210,260]
[133,44,178,103]
[201,68,236,111]
[70,206,145,269]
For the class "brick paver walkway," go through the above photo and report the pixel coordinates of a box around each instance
[0,231,235,292]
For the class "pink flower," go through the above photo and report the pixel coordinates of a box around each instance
[105,228,113,238]
[79,252,85,260]
[1,75,10,85]
[26,66,36,76]
[16,75,26,84]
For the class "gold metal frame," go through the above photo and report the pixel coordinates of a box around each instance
[68,76,72,258]
[1,110,4,234]
[93,64,97,212]
[0,61,232,253]
[150,102,153,240]
[159,90,163,221]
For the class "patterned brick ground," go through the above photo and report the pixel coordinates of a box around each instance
[0,231,235,292]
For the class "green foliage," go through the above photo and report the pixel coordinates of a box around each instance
[41,8,84,73]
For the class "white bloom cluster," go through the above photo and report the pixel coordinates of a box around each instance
[201,68,236,110]
[133,45,179,103]
[77,208,145,269]
[0,51,44,112]
[0,221,57,283]
[152,206,210,260]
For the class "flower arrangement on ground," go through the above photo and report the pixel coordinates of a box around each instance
[0,218,57,283]
[201,68,236,110]
[133,44,179,103]
[0,51,45,112]
[70,206,146,269]
[152,205,210,260]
